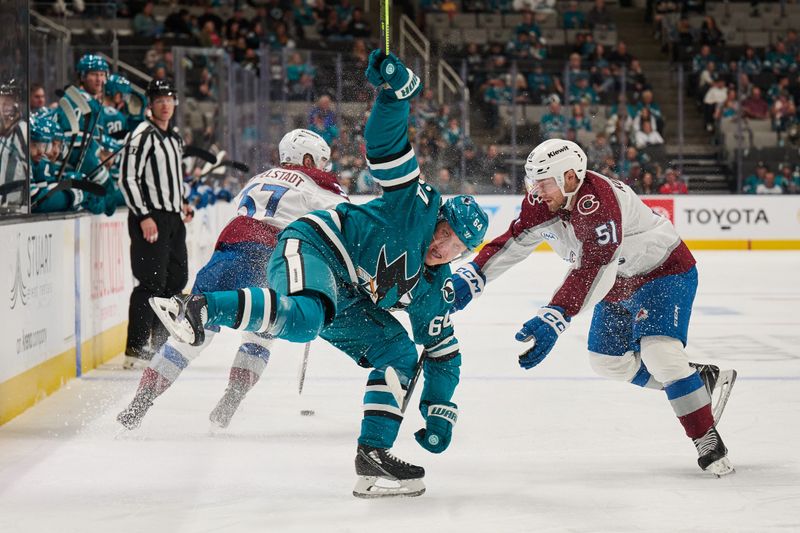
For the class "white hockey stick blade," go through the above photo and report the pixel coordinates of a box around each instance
[148,297,196,345]
[383,366,405,408]
[712,369,737,423]
[65,85,92,114]
[353,476,425,499]
[57,99,81,134]
[705,456,735,478]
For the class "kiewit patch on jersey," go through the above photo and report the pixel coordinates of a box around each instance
[577,194,600,215]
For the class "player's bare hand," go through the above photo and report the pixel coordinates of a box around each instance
[140,217,158,243]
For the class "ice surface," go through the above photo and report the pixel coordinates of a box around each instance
[1,251,799,532]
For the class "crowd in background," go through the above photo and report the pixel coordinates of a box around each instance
[23,0,800,201]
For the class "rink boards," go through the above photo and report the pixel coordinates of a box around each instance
[0,194,798,424]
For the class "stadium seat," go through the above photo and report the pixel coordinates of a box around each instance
[463,29,489,46]
[452,13,477,30]
[426,13,451,30]
[477,13,503,29]
[503,13,524,28]
[488,28,513,43]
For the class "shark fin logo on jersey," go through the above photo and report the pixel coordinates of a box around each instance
[441,278,455,304]
[357,246,420,305]
[577,194,600,216]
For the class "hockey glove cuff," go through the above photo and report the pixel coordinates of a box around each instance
[415,401,458,454]
[516,306,570,369]
[380,53,422,101]
[452,261,486,312]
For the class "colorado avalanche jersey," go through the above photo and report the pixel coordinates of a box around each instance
[476,171,696,317]
[216,165,348,250]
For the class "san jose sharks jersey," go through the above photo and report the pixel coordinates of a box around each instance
[286,89,460,363]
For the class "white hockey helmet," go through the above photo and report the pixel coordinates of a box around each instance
[524,139,587,200]
[279,128,331,170]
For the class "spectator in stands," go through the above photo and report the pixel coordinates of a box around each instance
[309,113,339,145]
[434,167,459,194]
[626,59,649,100]
[30,84,47,115]
[618,146,641,178]
[198,7,224,34]
[777,163,795,192]
[743,161,768,193]
[785,29,800,57]
[527,62,562,104]
[592,65,615,101]
[658,167,688,194]
[338,169,354,194]
[198,20,222,47]
[766,41,795,75]
[481,143,506,176]
[756,171,784,194]
[700,15,724,47]
[739,47,763,76]
[507,31,535,59]
[268,21,296,49]
[309,95,336,130]
[566,53,588,87]
[133,1,160,38]
[569,103,591,133]
[345,7,371,38]
[742,86,770,120]
[443,118,463,146]
[563,1,587,29]
[313,0,333,25]
[540,96,568,139]
[569,77,599,105]
[529,36,548,61]
[482,170,513,193]
[637,89,662,124]
[634,171,658,195]
[516,11,542,40]
[461,141,484,180]
[320,10,346,41]
[164,9,193,37]
[771,89,796,134]
[713,88,738,121]
[608,41,633,68]
[579,33,597,61]
[692,45,718,75]
[767,76,790,103]
[287,52,316,100]
[697,61,719,96]
[703,76,728,131]
[587,0,614,30]
[335,0,355,25]
[144,38,166,73]
[635,119,664,149]
[293,0,316,39]
[586,132,613,167]
[483,77,511,130]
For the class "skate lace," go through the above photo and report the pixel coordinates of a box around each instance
[694,428,719,456]
[384,450,412,467]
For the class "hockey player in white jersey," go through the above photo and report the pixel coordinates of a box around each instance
[452,139,737,476]
[117,129,348,430]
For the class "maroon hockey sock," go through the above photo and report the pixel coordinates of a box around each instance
[138,367,173,397]
[679,404,715,439]
[228,367,260,393]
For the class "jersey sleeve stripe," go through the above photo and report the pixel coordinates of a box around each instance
[366,143,415,169]
[427,340,460,359]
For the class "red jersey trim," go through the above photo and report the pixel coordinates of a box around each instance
[216,216,281,249]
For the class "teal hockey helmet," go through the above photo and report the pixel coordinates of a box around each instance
[440,195,489,250]
[76,54,110,77]
[30,115,55,143]
[105,73,132,97]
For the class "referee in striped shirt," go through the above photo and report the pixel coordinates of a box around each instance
[119,79,192,368]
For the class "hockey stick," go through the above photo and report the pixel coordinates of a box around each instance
[183,145,217,164]
[380,0,390,55]
[0,180,26,196]
[384,352,427,415]
[66,86,102,174]
[297,342,311,395]
[192,160,251,184]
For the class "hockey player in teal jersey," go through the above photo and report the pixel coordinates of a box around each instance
[151,52,489,498]
[101,73,132,139]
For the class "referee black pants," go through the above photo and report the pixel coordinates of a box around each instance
[126,210,188,354]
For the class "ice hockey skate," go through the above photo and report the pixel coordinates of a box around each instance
[353,444,425,498]
[122,345,154,370]
[691,363,737,423]
[209,386,247,429]
[693,426,734,477]
[149,294,208,346]
[116,389,156,430]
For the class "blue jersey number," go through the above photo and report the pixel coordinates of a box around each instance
[238,184,290,218]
